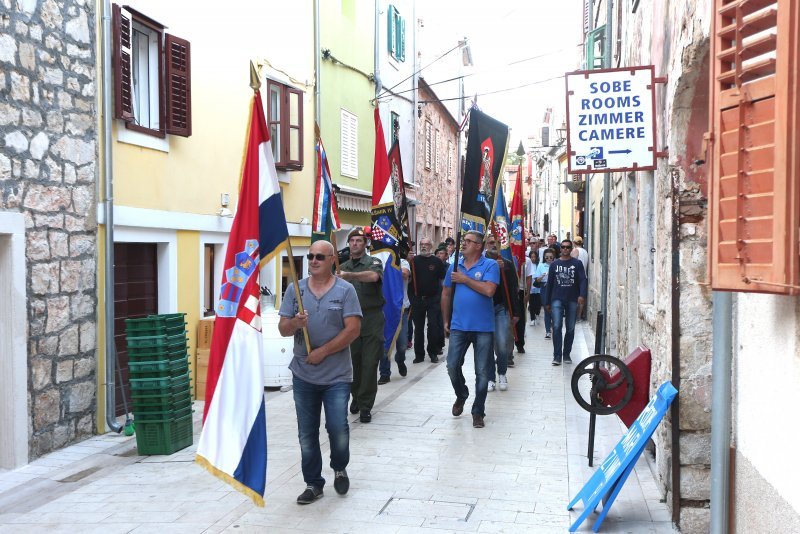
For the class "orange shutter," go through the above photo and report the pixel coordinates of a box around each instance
[709,0,800,295]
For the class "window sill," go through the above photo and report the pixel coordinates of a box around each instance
[117,121,170,153]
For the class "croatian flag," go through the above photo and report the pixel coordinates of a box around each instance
[196,90,287,507]
[371,108,406,354]
[312,136,341,238]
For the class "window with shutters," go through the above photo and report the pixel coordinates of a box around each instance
[340,109,358,178]
[585,26,606,70]
[424,121,432,170]
[434,129,441,175]
[708,0,800,295]
[112,4,191,138]
[267,79,304,171]
[388,5,406,62]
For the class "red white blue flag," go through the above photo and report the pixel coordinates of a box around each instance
[312,136,341,238]
[196,91,287,506]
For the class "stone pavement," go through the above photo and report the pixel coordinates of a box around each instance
[0,321,676,533]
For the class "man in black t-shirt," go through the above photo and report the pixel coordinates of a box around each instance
[409,237,447,363]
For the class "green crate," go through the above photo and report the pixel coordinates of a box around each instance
[129,359,189,378]
[126,313,187,330]
[134,404,193,422]
[126,322,187,337]
[127,333,188,347]
[135,413,193,455]
[131,390,192,410]
[127,347,189,361]
[130,372,190,393]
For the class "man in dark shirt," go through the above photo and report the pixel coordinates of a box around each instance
[543,239,587,366]
[484,234,521,391]
[409,237,446,363]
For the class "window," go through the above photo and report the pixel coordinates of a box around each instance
[447,140,454,180]
[267,80,304,170]
[340,109,358,178]
[390,111,399,146]
[424,121,432,170]
[434,130,441,175]
[586,25,606,70]
[112,4,191,138]
[387,5,406,62]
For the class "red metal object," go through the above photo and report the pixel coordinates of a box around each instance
[599,346,652,427]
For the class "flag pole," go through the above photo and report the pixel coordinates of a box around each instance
[489,223,518,343]
[251,61,311,355]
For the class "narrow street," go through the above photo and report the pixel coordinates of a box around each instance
[0,321,674,533]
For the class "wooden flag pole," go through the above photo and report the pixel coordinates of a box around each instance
[285,238,312,355]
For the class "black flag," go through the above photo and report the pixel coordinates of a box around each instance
[461,108,510,233]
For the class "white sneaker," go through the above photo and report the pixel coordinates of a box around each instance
[488,381,496,392]
[498,375,508,391]
[529,319,535,326]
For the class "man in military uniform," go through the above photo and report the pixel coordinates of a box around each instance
[337,227,385,423]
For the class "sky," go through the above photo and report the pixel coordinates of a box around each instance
[415,0,584,149]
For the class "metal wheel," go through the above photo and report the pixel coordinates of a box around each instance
[571,354,634,415]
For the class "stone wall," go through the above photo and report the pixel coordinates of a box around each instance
[0,0,98,458]
[415,83,458,244]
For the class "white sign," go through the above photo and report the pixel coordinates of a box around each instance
[565,66,657,174]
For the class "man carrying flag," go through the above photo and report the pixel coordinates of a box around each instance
[195,87,288,506]
[509,162,531,354]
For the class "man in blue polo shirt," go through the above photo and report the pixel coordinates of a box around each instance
[441,230,499,428]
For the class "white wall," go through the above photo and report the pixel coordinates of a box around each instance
[735,293,800,515]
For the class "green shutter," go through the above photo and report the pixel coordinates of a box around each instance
[388,5,396,57]
[586,26,606,70]
[398,16,406,61]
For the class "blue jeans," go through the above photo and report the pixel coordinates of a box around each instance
[292,376,350,489]
[550,299,578,362]
[380,307,409,377]
[446,330,493,417]
[544,307,553,334]
[489,305,512,381]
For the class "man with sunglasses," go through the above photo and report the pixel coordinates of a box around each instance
[337,227,385,423]
[441,230,499,428]
[542,239,587,366]
[278,240,362,504]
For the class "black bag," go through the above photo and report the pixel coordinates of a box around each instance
[532,279,543,289]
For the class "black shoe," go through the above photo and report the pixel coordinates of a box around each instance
[349,399,359,414]
[472,414,485,428]
[552,360,561,366]
[297,485,323,504]
[508,359,515,368]
[452,398,465,416]
[516,346,525,353]
[430,356,439,363]
[378,375,390,385]
[397,362,407,377]
[564,357,573,364]
[360,410,372,423]
[412,357,425,364]
[333,470,349,495]
[437,348,444,355]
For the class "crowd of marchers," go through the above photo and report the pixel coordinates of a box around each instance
[277,228,588,505]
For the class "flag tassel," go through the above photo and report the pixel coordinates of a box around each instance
[195,454,265,507]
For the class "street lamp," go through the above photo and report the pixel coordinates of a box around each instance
[556,121,567,143]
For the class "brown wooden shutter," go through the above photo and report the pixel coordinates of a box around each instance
[709,0,800,295]
[112,4,133,121]
[165,34,192,137]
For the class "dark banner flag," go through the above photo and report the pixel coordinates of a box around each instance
[461,108,510,233]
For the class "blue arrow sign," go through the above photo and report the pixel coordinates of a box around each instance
[609,149,632,154]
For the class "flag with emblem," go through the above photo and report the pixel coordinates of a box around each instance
[371,108,407,354]
[312,128,341,243]
[461,108,510,233]
[196,90,286,507]
[491,183,513,262]
[509,162,526,277]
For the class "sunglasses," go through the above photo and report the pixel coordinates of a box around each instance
[562,245,572,249]
[306,253,332,261]
[462,239,480,245]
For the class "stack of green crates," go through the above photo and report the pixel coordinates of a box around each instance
[125,313,193,455]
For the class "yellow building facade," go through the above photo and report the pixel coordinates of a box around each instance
[95,0,317,429]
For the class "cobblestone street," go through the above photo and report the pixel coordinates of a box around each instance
[0,322,675,533]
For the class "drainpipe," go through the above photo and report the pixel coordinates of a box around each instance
[314,0,321,125]
[710,291,732,533]
[101,0,122,433]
